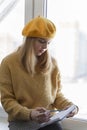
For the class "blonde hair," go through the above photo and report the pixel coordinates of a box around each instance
[19,37,52,74]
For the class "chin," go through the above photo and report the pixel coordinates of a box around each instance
[37,52,43,56]
[37,53,42,56]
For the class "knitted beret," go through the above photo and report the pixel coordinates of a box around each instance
[22,16,56,39]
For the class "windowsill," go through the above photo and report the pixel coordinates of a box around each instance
[61,117,87,130]
[74,114,87,121]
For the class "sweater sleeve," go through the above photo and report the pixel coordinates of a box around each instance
[0,59,32,121]
[52,60,73,110]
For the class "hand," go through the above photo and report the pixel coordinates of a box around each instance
[65,105,79,118]
[30,107,51,123]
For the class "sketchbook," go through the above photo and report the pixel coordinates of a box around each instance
[28,105,76,130]
[40,105,76,127]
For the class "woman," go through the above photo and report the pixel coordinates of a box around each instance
[0,16,79,130]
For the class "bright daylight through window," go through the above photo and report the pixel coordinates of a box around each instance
[47,0,87,119]
[0,0,87,120]
[0,0,24,112]
[0,0,24,62]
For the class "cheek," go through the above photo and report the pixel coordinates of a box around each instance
[34,44,41,54]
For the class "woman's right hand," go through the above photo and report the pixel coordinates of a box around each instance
[30,107,51,123]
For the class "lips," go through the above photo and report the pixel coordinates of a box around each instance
[36,50,44,56]
[40,49,46,54]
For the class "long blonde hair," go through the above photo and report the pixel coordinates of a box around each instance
[19,37,52,74]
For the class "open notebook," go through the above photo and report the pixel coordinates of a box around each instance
[28,105,76,130]
[41,105,76,127]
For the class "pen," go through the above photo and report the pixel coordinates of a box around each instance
[50,110,60,112]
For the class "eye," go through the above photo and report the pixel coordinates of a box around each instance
[37,38,51,44]
[38,38,46,44]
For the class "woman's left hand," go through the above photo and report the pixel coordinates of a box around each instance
[64,105,79,118]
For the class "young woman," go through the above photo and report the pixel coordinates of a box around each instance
[0,16,79,130]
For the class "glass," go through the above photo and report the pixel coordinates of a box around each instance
[47,0,87,119]
[0,0,25,63]
[47,0,87,81]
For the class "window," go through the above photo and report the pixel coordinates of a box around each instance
[0,0,87,120]
[47,0,87,119]
[0,0,46,63]
[0,0,24,62]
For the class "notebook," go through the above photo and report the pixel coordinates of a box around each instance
[40,105,76,127]
[28,105,76,130]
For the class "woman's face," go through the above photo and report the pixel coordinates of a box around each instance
[34,38,51,56]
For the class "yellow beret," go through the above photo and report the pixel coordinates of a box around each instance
[22,16,56,39]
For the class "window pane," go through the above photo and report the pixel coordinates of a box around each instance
[0,0,24,62]
[47,0,87,119]
[47,0,87,80]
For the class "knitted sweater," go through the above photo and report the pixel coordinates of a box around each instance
[0,51,73,121]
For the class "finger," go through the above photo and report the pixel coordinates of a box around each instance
[67,113,74,118]
[37,115,50,123]
[36,107,47,113]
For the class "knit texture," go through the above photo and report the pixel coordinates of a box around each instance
[22,16,56,39]
[0,52,73,121]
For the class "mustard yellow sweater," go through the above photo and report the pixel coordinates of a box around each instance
[0,51,73,121]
